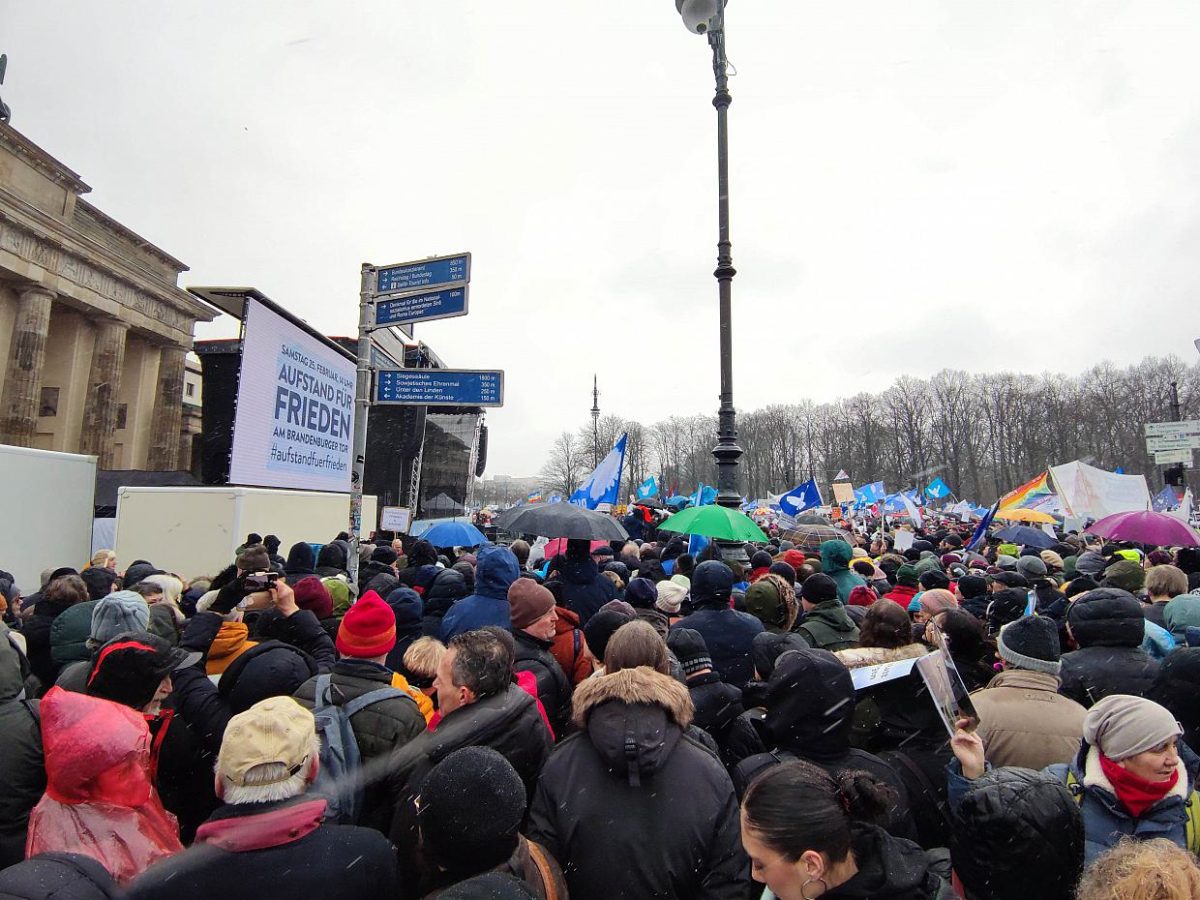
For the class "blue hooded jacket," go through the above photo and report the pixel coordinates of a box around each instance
[439,545,521,642]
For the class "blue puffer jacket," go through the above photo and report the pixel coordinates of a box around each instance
[552,556,617,626]
[439,545,521,642]
[820,540,867,604]
[1045,740,1199,865]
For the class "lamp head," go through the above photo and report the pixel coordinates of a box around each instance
[675,0,723,35]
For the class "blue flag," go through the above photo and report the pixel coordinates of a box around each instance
[968,502,998,551]
[778,478,822,516]
[854,481,885,505]
[692,484,718,506]
[1152,485,1179,512]
[636,476,658,500]
[924,477,951,500]
[688,533,710,557]
[570,434,628,509]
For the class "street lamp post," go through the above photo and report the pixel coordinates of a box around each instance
[675,0,743,510]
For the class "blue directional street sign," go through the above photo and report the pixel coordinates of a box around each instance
[375,369,504,408]
[373,286,468,328]
[374,253,470,296]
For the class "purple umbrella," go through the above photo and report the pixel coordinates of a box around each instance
[1087,510,1200,548]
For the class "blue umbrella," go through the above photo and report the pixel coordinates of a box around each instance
[994,524,1055,550]
[420,520,488,548]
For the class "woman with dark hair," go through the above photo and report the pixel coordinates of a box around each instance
[835,600,928,670]
[931,608,997,692]
[740,760,951,899]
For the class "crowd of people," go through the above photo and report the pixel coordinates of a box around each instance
[2,520,1200,898]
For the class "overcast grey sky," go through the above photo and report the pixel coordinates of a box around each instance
[5,1,1200,476]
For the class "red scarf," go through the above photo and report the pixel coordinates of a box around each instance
[1098,752,1179,818]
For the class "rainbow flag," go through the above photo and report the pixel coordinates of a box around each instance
[526,491,544,503]
[998,471,1054,511]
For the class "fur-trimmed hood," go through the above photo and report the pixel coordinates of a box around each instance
[571,667,695,785]
[573,666,693,729]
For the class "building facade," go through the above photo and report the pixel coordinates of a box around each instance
[0,122,215,469]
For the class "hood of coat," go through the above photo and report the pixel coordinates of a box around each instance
[284,542,316,574]
[950,766,1084,900]
[555,555,601,586]
[835,643,927,670]
[473,545,521,601]
[820,539,853,573]
[572,667,694,781]
[218,640,317,715]
[386,586,424,636]
[50,600,97,665]
[835,823,942,898]
[1067,588,1146,648]
[209,621,255,660]
[40,686,154,806]
[316,542,347,571]
[764,647,855,758]
[801,601,859,637]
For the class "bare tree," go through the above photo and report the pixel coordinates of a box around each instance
[539,431,586,497]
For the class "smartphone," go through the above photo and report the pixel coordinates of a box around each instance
[242,571,281,592]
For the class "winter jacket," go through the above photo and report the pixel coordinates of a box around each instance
[420,835,568,900]
[1060,588,1161,707]
[685,671,764,770]
[823,824,952,899]
[146,603,182,646]
[23,597,76,690]
[205,621,258,675]
[946,765,1085,900]
[836,643,928,670]
[672,605,765,690]
[1042,740,1199,865]
[820,540,868,604]
[358,559,396,595]
[398,566,470,636]
[0,691,44,868]
[550,556,617,626]
[795,600,861,652]
[526,667,749,900]
[512,629,572,737]
[733,647,917,842]
[294,658,426,831]
[439,546,521,642]
[550,605,593,685]
[170,611,325,756]
[48,600,95,667]
[384,683,552,897]
[1150,648,1200,756]
[0,852,121,899]
[128,797,398,900]
[28,688,182,885]
[968,669,1085,769]
[882,584,919,608]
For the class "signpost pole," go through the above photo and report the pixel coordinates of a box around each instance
[349,263,374,586]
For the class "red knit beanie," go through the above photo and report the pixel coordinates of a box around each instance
[293,576,333,620]
[336,590,396,658]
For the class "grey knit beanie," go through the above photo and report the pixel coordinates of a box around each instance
[1083,694,1181,761]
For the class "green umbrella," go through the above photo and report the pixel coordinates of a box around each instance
[657,505,768,542]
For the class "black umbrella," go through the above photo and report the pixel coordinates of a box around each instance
[501,503,629,541]
[632,497,665,510]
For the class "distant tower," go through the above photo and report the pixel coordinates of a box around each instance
[591,374,601,467]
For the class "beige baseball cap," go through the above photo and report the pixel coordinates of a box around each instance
[217,695,316,787]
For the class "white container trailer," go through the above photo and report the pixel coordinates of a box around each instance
[115,486,377,580]
[0,444,97,594]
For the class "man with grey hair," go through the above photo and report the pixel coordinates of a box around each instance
[129,695,397,899]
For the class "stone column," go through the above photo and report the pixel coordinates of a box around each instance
[79,318,129,468]
[0,286,55,446]
[147,344,187,471]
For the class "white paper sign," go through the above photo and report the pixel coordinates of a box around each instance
[850,655,921,691]
[380,506,413,533]
[893,530,916,553]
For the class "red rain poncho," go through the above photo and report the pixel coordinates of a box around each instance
[26,687,182,884]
